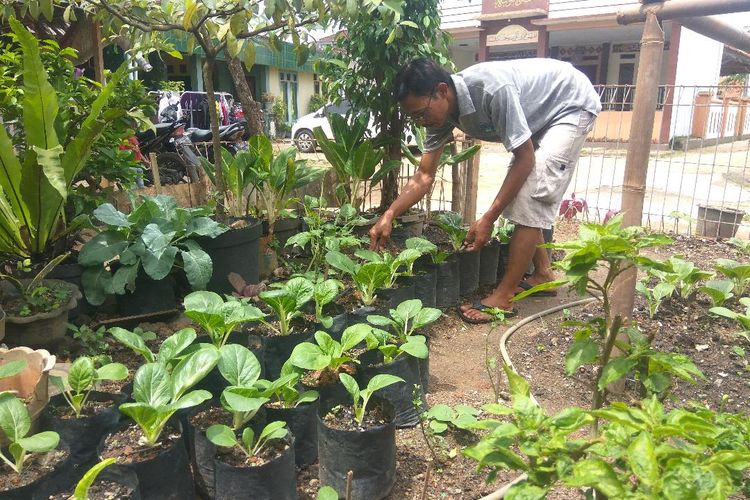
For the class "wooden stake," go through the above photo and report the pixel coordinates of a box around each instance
[420,461,432,500]
[345,471,353,500]
[149,152,162,194]
[463,138,480,223]
[450,142,463,215]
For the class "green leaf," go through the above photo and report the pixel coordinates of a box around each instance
[0,393,30,442]
[73,458,117,500]
[157,328,196,365]
[290,342,329,370]
[139,224,178,280]
[506,482,547,500]
[627,431,658,487]
[339,372,360,402]
[180,240,213,290]
[317,485,339,500]
[95,363,128,382]
[170,390,212,411]
[258,420,288,442]
[171,347,219,399]
[78,230,128,266]
[563,458,625,497]
[218,344,261,387]
[340,324,370,351]
[503,365,530,400]
[598,357,638,390]
[564,338,598,375]
[17,430,59,452]
[109,327,154,363]
[366,374,403,393]
[132,364,171,407]
[400,338,428,359]
[68,357,96,394]
[221,387,267,413]
[206,424,237,448]
[92,204,131,227]
[0,360,26,380]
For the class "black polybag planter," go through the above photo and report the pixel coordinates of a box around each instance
[192,331,264,396]
[315,312,348,341]
[0,443,75,500]
[479,241,501,286]
[185,402,267,500]
[375,278,416,309]
[199,220,262,295]
[48,467,142,500]
[98,421,194,500]
[268,216,302,251]
[496,243,510,282]
[214,435,297,500]
[116,272,176,316]
[434,255,460,309]
[318,398,396,500]
[360,352,429,428]
[41,391,125,465]
[411,268,437,308]
[346,306,379,327]
[262,331,313,380]
[457,250,480,296]
[265,401,319,466]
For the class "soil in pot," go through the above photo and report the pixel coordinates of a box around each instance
[434,255,460,309]
[0,447,73,500]
[265,400,319,467]
[42,391,125,465]
[214,435,296,500]
[99,422,193,500]
[318,399,396,500]
[186,403,267,500]
[457,249,480,296]
[199,220,262,295]
[47,477,139,500]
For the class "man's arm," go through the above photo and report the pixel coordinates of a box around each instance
[464,139,535,251]
[369,144,445,249]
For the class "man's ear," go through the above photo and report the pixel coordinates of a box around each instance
[435,81,450,97]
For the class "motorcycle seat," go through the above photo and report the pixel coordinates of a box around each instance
[190,129,213,142]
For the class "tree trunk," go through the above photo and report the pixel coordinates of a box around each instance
[202,56,226,216]
[227,57,263,137]
[378,112,402,210]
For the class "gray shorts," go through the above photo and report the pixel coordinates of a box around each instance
[504,109,596,230]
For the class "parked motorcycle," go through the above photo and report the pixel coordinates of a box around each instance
[136,121,201,185]
[186,120,248,157]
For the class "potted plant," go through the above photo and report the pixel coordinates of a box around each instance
[0,19,130,279]
[494,216,515,282]
[257,372,319,466]
[317,373,402,499]
[405,237,458,309]
[405,237,440,308]
[325,250,390,313]
[0,254,81,347]
[48,457,140,500]
[198,146,264,294]
[363,299,440,426]
[0,389,71,499]
[77,195,227,314]
[206,421,296,500]
[99,346,218,499]
[435,211,480,296]
[45,356,128,464]
[313,113,399,214]
[310,278,347,336]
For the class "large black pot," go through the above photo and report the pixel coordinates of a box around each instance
[318,398,396,500]
[266,216,302,251]
[411,268,437,308]
[457,250,480,296]
[265,401,319,466]
[390,211,426,245]
[479,240,501,287]
[41,392,125,465]
[199,219,262,295]
[496,243,510,282]
[116,272,177,317]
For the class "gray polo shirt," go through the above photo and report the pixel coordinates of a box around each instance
[424,59,602,152]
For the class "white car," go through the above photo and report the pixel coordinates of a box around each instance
[291,100,416,153]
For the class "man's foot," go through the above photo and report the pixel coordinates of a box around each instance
[458,299,517,324]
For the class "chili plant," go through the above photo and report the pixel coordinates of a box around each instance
[463,365,750,499]
[434,212,467,252]
[714,258,750,297]
[119,346,218,446]
[259,277,314,336]
[109,326,195,366]
[206,421,288,462]
[184,291,265,347]
[50,356,128,417]
[337,373,403,425]
[650,256,714,300]
[423,404,478,434]
[216,344,268,430]
[0,392,60,473]
[406,237,449,264]
[325,250,390,306]
[493,217,515,244]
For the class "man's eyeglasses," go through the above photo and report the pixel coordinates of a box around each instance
[405,94,434,124]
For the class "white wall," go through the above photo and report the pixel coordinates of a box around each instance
[548,0,640,19]
[439,0,480,30]
[297,71,316,116]
[451,49,476,71]
[670,27,724,138]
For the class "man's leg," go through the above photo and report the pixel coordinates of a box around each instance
[524,239,555,288]
[459,224,541,320]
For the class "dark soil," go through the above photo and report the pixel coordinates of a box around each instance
[0,283,72,317]
[215,438,290,467]
[0,449,68,492]
[47,399,115,419]
[48,480,135,500]
[189,405,234,431]
[422,221,454,253]
[301,364,357,388]
[100,423,181,464]
[322,402,391,431]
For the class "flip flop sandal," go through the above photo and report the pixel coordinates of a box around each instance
[517,280,558,297]
[458,301,517,325]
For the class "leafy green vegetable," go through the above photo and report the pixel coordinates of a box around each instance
[183,291,264,347]
[0,392,60,473]
[338,373,403,425]
[206,421,288,461]
[73,458,117,500]
[259,277,313,336]
[50,356,128,417]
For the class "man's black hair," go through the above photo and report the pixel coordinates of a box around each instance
[394,58,454,101]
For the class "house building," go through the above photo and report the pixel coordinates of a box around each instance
[439,0,750,144]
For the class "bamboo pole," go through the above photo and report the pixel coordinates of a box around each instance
[463,139,480,222]
[450,142,463,215]
[149,152,162,195]
[610,12,664,322]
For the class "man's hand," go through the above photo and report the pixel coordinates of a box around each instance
[464,216,494,252]
[369,215,394,250]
